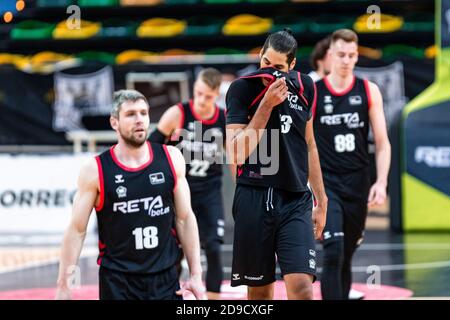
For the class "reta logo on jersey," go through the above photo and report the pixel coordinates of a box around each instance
[113,195,170,217]
[287,92,303,111]
[320,112,364,129]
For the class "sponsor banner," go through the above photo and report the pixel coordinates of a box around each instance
[355,61,407,130]
[0,154,96,234]
[53,66,113,131]
[405,101,450,196]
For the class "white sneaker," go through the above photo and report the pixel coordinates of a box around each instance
[349,289,365,300]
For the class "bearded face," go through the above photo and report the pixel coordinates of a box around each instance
[112,99,150,148]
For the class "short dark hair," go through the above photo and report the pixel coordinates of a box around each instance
[331,29,358,45]
[310,36,331,70]
[261,28,297,65]
[197,68,222,90]
[112,89,149,118]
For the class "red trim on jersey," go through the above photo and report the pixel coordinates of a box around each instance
[170,103,185,142]
[249,77,276,109]
[324,75,355,96]
[177,102,185,129]
[163,144,177,192]
[171,227,180,245]
[364,79,373,109]
[110,141,154,172]
[99,240,106,250]
[239,72,277,109]
[189,99,220,125]
[312,82,318,120]
[95,156,104,212]
[296,71,304,96]
[237,166,243,177]
[299,94,309,107]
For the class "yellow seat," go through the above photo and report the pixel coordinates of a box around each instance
[116,50,159,64]
[223,14,272,36]
[53,20,101,39]
[0,53,28,70]
[137,18,186,37]
[120,0,162,5]
[353,13,403,33]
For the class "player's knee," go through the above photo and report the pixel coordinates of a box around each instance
[323,240,345,267]
[288,279,313,300]
[248,287,273,300]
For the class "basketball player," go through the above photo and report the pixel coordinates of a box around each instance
[313,29,391,300]
[226,29,328,300]
[309,34,364,301]
[149,68,226,300]
[55,90,205,300]
[308,36,332,82]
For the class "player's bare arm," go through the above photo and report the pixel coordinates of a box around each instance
[168,146,205,300]
[55,158,99,299]
[156,105,182,140]
[368,81,391,207]
[226,78,289,165]
[305,119,328,239]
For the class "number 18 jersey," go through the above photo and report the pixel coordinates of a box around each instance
[95,142,179,274]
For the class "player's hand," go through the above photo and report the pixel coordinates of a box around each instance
[176,274,207,300]
[55,287,72,300]
[312,204,326,240]
[368,181,387,207]
[261,77,289,108]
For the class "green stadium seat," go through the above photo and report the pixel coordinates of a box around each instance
[98,19,138,37]
[10,20,55,40]
[36,0,74,7]
[184,16,224,36]
[272,15,308,33]
[78,0,119,6]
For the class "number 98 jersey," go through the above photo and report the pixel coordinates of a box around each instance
[313,76,371,173]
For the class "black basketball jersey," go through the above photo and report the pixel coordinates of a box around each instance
[314,76,371,173]
[226,67,316,192]
[95,141,179,274]
[170,99,226,191]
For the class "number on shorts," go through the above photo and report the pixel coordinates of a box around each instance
[189,159,210,177]
[132,226,158,250]
[334,134,355,153]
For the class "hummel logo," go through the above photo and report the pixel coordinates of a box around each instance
[232,274,240,281]
[272,71,282,77]
[115,175,124,184]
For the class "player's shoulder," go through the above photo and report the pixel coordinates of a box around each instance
[165,145,185,176]
[78,157,100,188]
[356,76,380,94]
[228,77,252,93]
[299,72,315,86]
[165,145,184,163]
[294,71,316,97]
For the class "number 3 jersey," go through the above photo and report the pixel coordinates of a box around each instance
[313,76,371,174]
[226,67,316,192]
[95,141,179,274]
[171,99,226,192]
